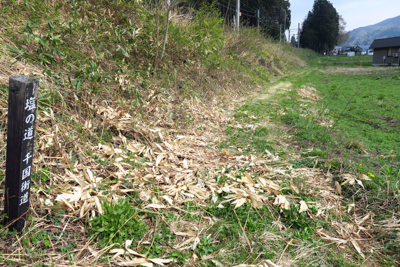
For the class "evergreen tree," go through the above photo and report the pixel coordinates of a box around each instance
[299,0,339,53]
[290,35,297,47]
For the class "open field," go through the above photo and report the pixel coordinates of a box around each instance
[278,57,400,265]
[220,56,400,266]
[281,56,400,183]
[315,55,373,67]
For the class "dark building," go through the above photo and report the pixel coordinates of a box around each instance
[369,36,400,66]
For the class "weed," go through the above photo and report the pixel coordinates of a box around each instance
[278,204,319,240]
[254,126,269,137]
[345,139,367,154]
[88,198,148,248]
[196,236,219,257]
[282,111,332,144]
[170,250,191,265]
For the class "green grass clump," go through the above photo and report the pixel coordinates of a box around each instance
[88,199,148,248]
[204,196,333,265]
[206,203,278,264]
[281,111,332,144]
[220,125,275,154]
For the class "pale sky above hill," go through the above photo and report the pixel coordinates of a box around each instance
[289,0,400,38]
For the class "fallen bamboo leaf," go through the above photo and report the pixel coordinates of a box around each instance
[174,231,197,237]
[109,248,125,259]
[192,237,200,250]
[341,174,356,185]
[299,201,308,213]
[211,259,224,267]
[356,212,370,225]
[335,181,341,195]
[242,172,254,185]
[358,173,372,181]
[144,204,166,209]
[261,259,283,267]
[273,195,290,210]
[55,195,75,211]
[156,154,164,167]
[350,240,365,258]
[149,258,174,265]
[94,196,103,214]
[125,239,133,248]
[290,179,299,194]
[161,195,173,205]
[139,190,151,201]
[182,158,188,169]
[257,177,280,191]
[115,257,149,266]
[232,198,247,209]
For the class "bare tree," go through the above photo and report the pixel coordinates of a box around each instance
[135,0,186,66]
[159,0,187,63]
[338,15,350,45]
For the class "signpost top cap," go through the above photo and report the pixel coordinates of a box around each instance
[10,75,38,83]
[9,75,39,92]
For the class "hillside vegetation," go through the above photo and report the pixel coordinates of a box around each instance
[346,15,400,46]
[0,0,311,266]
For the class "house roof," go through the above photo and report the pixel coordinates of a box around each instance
[357,45,370,50]
[370,36,400,49]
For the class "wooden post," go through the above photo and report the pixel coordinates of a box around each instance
[4,76,39,232]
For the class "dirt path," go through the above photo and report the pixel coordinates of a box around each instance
[255,81,292,101]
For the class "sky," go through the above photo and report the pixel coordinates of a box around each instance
[289,0,400,37]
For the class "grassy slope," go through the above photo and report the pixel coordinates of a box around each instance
[0,1,313,266]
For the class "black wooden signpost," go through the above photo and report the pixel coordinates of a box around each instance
[4,76,39,232]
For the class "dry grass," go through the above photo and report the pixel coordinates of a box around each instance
[322,66,400,75]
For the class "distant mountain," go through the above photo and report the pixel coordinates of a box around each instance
[345,15,400,46]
